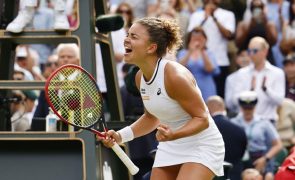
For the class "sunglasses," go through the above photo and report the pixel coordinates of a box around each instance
[45,62,58,67]
[247,48,261,55]
[118,9,131,15]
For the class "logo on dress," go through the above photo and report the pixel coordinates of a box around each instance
[157,88,161,95]
[141,88,146,94]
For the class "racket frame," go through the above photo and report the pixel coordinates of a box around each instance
[45,64,139,175]
[45,64,105,137]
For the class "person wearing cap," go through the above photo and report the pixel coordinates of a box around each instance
[283,52,295,101]
[14,46,34,81]
[231,91,283,180]
[22,90,38,126]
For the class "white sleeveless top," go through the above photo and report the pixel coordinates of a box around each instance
[140,58,225,176]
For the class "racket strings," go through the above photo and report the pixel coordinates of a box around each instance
[47,67,103,128]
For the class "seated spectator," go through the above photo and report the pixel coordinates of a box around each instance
[10,90,37,131]
[14,45,45,81]
[177,27,220,101]
[231,91,283,180]
[280,0,295,56]
[242,168,263,180]
[42,54,58,79]
[283,52,295,101]
[10,90,28,131]
[276,98,295,150]
[14,46,34,81]
[207,95,247,180]
[230,37,285,123]
[22,90,38,127]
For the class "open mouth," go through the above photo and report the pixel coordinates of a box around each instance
[125,47,132,54]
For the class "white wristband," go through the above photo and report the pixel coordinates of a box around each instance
[117,126,134,143]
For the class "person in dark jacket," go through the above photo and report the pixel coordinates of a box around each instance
[207,95,248,180]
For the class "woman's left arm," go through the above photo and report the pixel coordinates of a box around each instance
[156,62,210,141]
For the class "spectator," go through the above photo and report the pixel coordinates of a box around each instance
[276,98,295,150]
[14,45,36,81]
[115,2,134,32]
[266,0,290,68]
[10,90,37,131]
[109,0,158,19]
[231,36,285,123]
[187,0,236,98]
[207,95,247,180]
[283,52,295,101]
[231,91,283,180]
[280,0,295,56]
[235,0,277,65]
[177,27,220,101]
[156,0,189,40]
[22,90,38,127]
[42,54,58,79]
[243,0,267,22]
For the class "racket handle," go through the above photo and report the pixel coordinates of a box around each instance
[111,143,139,175]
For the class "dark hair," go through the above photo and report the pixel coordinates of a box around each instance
[115,2,134,29]
[289,0,295,25]
[135,17,182,57]
[173,0,184,12]
[185,26,207,48]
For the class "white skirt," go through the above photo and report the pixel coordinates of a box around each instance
[153,121,225,176]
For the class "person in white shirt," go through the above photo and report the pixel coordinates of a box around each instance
[187,0,235,98]
[230,36,285,123]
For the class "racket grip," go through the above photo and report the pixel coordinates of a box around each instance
[111,143,139,175]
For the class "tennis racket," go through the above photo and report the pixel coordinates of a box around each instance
[45,64,139,175]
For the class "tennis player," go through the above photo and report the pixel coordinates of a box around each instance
[101,17,225,180]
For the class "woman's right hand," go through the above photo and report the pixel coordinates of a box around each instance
[98,130,122,148]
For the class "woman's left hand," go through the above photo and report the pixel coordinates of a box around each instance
[156,124,174,142]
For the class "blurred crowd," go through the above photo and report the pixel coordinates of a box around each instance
[6,0,295,179]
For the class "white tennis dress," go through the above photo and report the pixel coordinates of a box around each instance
[140,58,225,176]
